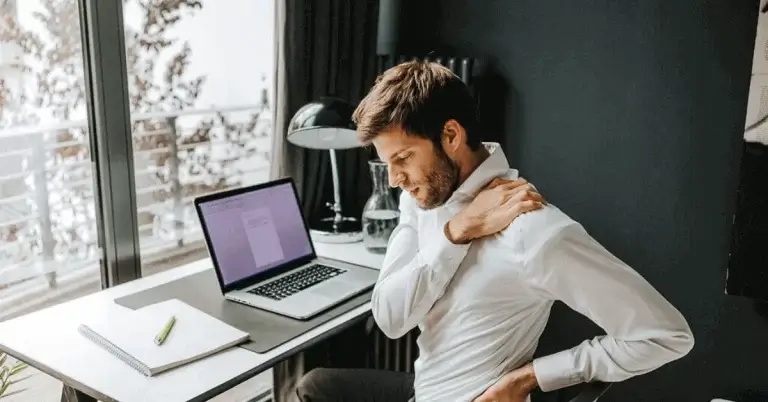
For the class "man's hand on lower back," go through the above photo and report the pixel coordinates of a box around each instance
[472,362,539,402]
[446,178,545,244]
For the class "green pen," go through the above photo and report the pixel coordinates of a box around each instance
[154,316,176,346]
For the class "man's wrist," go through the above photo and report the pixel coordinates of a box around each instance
[445,215,477,244]
[518,362,540,394]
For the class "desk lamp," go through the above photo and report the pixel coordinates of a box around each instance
[287,97,363,243]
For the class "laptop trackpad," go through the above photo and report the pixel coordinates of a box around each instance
[310,285,342,299]
[309,282,350,299]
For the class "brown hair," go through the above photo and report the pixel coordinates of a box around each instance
[352,60,481,149]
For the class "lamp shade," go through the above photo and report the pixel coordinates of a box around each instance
[287,97,362,150]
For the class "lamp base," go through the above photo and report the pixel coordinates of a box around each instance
[310,216,363,243]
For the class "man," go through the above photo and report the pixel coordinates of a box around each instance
[296,61,694,402]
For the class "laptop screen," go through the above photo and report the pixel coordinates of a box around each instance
[197,182,314,286]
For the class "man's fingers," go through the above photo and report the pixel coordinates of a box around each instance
[497,183,535,203]
[498,181,535,198]
[485,177,528,190]
[524,190,545,204]
[501,178,528,190]
[513,200,543,215]
[484,177,547,205]
[484,177,506,189]
[502,197,543,214]
[500,185,539,202]
[525,190,548,205]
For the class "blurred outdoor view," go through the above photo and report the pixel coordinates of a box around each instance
[0,0,275,399]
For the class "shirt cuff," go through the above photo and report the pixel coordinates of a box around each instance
[421,225,471,278]
[532,350,581,392]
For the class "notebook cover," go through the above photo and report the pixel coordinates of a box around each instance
[79,299,250,375]
[114,268,372,353]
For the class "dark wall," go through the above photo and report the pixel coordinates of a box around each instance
[399,1,768,401]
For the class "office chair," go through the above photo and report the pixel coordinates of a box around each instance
[566,382,612,402]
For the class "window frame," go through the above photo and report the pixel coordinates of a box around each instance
[79,0,142,287]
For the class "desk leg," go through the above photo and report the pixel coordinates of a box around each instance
[61,385,97,402]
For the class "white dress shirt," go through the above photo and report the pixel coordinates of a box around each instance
[371,143,694,402]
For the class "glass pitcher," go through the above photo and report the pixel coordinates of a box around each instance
[362,159,400,253]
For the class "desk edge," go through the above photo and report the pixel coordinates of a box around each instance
[0,343,116,402]
[191,310,372,402]
[0,308,373,402]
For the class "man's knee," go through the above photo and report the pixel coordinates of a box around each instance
[295,368,337,401]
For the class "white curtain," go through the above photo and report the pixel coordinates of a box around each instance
[267,0,381,399]
[268,2,309,401]
[268,0,288,182]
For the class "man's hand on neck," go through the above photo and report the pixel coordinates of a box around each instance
[445,177,546,244]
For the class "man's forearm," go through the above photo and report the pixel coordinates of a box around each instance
[531,332,693,392]
[372,225,471,338]
[525,224,694,392]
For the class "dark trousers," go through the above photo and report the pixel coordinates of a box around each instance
[295,368,415,402]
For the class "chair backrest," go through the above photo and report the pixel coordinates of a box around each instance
[567,382,612,402]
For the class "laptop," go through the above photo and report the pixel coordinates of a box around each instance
[194,177,378,320]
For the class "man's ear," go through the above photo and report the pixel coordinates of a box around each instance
[441,119,465,155]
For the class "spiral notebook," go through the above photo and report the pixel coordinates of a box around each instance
[78,299,250,376]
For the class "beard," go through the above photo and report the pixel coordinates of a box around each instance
[417,146,460,210]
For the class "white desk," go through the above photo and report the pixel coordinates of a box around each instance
[0,240,383,402]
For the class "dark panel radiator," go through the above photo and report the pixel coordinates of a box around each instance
[377,54,480,86]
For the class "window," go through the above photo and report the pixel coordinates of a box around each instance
[0,0,103,399]
[121,0,275,277]
[0,0,277,399]
[0,0,102,320]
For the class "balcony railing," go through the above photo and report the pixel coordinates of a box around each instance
[0,104,272,316]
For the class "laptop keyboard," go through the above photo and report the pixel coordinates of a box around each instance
[247,264,346,301]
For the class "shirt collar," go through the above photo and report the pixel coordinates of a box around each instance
[448,142,518,203]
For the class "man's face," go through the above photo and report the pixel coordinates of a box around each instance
[372,128,459,209]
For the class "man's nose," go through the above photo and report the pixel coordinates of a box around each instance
[388,165,402,188]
